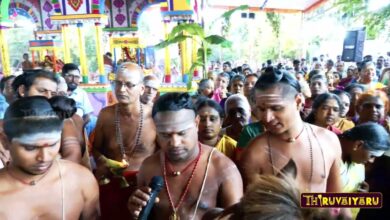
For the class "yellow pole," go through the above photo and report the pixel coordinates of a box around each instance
[0,28,11,76]
[192,36,197,64]
[180,31,187,74]
[76,22,88,83]
[95,22,105,83]
[39,50,45,62]
[164,21,171,83]
[61,24,71,63]
[192,35,198,77]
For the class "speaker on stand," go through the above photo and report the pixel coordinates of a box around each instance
[341,27,366,62]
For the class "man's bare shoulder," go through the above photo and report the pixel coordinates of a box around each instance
[306,124,341,156]
[97,105,115,122]
[137,151,161,185]
[138,151,162,177]
[245,133,268,155]
[99,105,115,116]
[140,151,160,167]
[209,145,237,170]
[59,160,96,183]
[307,124,340,145]
[142,104,153,117]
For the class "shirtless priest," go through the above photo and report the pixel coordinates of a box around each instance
[92,62,157,219]
[128,92,243,220]
[0,96,99,219]
[239,67,343,193]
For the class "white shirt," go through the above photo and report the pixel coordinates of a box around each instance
[69,87,94,117]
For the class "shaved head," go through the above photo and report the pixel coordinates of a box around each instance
[116,62,144,84]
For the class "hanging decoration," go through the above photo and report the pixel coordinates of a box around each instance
[68,0,83,11]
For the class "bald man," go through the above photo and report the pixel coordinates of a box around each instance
[92,63,157,220]
[140,74,160,106]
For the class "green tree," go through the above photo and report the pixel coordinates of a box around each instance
[334,0,390,39]
[155,22,232,88]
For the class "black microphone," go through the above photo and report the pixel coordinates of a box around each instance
[138,176,164,220]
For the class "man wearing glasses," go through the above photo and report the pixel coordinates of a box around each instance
[61,63,95,135]
[91,62,157,220]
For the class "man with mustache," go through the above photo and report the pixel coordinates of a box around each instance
[302,74,329,118]
[128,92,242,220]
[140,74,160,106]
[92,62,156,220]
[61,63,95,135]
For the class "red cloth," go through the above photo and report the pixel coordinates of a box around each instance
[328,125,343,135]
[99,170,138,220]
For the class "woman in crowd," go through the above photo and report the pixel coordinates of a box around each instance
[345,83,364,120]
[196,98,237,159]
[338,122,390,219]
[355,90,389,126]
[222,94,251,141]
[332,90,355,132]
[305,93,343,134]
[198,78,215,99]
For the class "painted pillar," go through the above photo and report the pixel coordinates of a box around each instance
[192,35,199,77]
[76,22,88,83]
[136,48,140,66]
[31,51,35,68]
[0,27,11,76]
[164,21,171,83]
[52,50,57,72]
[61,24,71,63]
[180,32,187,75]
[94,22,106,83]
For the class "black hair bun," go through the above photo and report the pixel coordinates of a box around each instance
[49,96,77,120]
[258,67,301,92]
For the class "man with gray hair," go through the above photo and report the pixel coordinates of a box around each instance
[92,62,157,220]
[222,94,251,141]
[140,74,160,106]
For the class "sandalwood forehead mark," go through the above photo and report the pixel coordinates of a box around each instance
[12,132,61,145]
[256,95,285,104]
[255,94,284,99]
[144,80,160,89]
[156,120,196,133]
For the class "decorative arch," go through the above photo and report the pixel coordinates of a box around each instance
[128,0,164,29]
[8,1,41,26]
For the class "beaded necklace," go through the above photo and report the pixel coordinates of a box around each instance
[163,144,202,220]
[165,150,201,176]
[115,102,144,163]
[267,123,326,192]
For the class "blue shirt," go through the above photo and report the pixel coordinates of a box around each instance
[69,87,94,117]
[0,95,9,119]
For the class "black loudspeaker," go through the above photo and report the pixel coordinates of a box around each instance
[241,13,247,18]
[341,28,366,62]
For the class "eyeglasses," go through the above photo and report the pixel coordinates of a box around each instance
[64,74,81,80]
[114,80,138,89]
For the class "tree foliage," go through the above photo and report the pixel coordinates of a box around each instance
[154,22,231,88]
[266,12,281,38]
[334,0,390,39]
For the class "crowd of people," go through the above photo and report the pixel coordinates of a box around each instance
[0,52,389,220]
